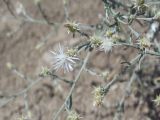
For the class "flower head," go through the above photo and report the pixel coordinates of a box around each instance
[64,21,80,34]
[92,86,106,107]
[39,67,50,77]
[105,28,116,37]
[90,35,103,48]
[89,34,113,52]
[67,111,80,120]
[66,48,78,57]
[50,44,79,73]
[99,36,113,53]
[138,37,151,49]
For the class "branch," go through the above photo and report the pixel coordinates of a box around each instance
[52,52,91,120]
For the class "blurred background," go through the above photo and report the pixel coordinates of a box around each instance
[0,0,160,120]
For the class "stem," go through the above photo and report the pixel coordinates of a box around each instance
[147,1,160,5]
[104,75,119,90]
[114,43,160,57]
[52,52,91,120]
[136,17,154,21]
[37,2,55,25]
[63,0,69,20]
[0,78,42,107]
[49,73,73,84]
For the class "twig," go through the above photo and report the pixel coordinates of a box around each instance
[37,2,55,25]
[104,75,119,90]
[52,52,91,120]
[114,67,138,119]
[63,0,69,20]
[114,43,160,57]
[147,1,160,5]
[48,73,73,84]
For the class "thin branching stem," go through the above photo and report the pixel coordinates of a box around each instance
[52,52,91,120]
[104,75,119,90]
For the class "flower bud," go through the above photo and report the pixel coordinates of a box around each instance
[64,21,79,34]
[40,67,50,77]
[92,86,106,107]
[66,48,78,57]
[67,111,80,120]
[90,35,103,48]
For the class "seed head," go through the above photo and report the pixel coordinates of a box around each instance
[67,111,80,120]
[106,31,114,38]
[66,48,78,57]
[99,37,113,53]
[50,44,79,73]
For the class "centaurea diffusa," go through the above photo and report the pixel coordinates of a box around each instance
[67,111,81,120]
[92,86,106,107]
[64,21,80,34]
[90,35,103,48]
[90,35,113,52]
[50,44,79,73]
[99,36,113,53]
[137,37,151,49]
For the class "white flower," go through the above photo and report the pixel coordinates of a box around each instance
[50,44,78,73]
[99,37,113,52]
